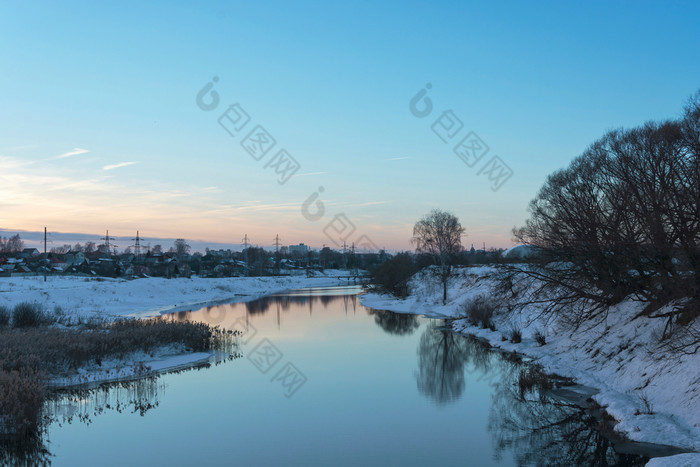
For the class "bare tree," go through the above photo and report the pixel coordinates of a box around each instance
[84,241,96,254]
[512,91,700,338]
[173,239,190,258]
[2,234,25,253]
[412,209,465,304]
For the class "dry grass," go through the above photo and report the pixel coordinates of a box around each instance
[517,365,553,400]
[0,318,237,440]
[0,305,10,327]
[509,325,522,343]
[461,295,496,330]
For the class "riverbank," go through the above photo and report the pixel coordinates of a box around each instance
[0,270,355,321]
[360,266,700,466]
[0,271,353,388]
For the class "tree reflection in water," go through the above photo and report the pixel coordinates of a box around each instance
[488,381,649,466]
[366,309,420,336]
[415,321,471,404]
[171,294,360,329]
[415,321,651,465]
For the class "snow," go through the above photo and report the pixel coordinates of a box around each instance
[48,345,214,389]
[646,453,700,467]
[502,244,537,259]
[359,266,700,462]
[0,270,354,321]
[0,270,354,386]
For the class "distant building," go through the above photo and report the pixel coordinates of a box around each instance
[20,248,40,258]
[289,243,308,255]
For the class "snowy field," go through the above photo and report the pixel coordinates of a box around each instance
[360,267,700,466]
[0,270,354,321]
[0,271,354,386]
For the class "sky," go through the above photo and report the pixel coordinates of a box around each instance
[1,1,699,252]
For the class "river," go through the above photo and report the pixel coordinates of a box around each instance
[12,286,662,465]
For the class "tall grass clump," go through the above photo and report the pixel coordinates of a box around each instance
[0,317,238,441]
[534,328,547,346]
[461,295,496,330]
[0,305,10,327]
[11,303,49,328]
[517,365,553,400]
[0,367,45,439]
[509,324,522,343]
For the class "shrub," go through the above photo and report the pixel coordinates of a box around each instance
[509,324,522,343]
[12,303,48,328]
[369,252,417,298]
[0,367,45,438]
[534,328,546,346]
[461,295,496,329]
[0,317,238,439]
[636,391,654,415]
[517,365,552,400]
[0,306,10,327]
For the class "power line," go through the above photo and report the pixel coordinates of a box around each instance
[132,231,144,258]
[273,234,281,253]
[101,230,117,249]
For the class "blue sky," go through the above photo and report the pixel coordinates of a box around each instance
[1,1,698,251]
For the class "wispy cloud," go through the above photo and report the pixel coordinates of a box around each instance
[294,171,328,177]
[384,156,412,161]
[354,201,388,207]
[56,148,90,159]
[103,161,139,171]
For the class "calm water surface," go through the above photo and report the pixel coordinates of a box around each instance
[19,286,652,466]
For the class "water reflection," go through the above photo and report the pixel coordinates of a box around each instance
[488,379,649,466]
[366,309,420,336]
[415,322,471,404]
[170,291,360,329]
[5,288,677,466]
[413,320,652,465]
[1,376,166,466]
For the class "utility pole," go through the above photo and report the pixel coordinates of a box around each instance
[44,227,47,282]
[101,230,117,254]
[273,234,281,275]
[273,234,281,252]
[132,231,143,258]
[242,234,249,276]
[351,242,357,279]
[342,241,348,269]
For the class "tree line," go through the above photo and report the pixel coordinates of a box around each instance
[372,91,700,354]
[509,91,700,351]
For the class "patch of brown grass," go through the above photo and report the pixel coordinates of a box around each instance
[0,318,237,440]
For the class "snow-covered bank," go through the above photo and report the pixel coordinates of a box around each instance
[48,345,214,389]
[0,271,354,387]
[0,270,354,321]
[360,267,700,465]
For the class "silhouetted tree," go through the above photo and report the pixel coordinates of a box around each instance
[0,234,24,253]
[511,91,700,337]
[412,210,465,304]
[369,252,417,297]
[173,239,190,258]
